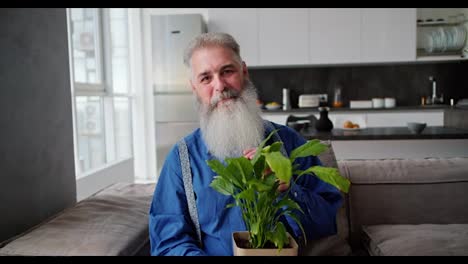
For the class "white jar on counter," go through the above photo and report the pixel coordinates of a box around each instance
[384,97,396,108]
[372,98,384,108]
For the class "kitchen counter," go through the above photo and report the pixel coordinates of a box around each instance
[299,126,468,141]
[262,105,451,114]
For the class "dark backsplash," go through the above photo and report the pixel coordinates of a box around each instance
[249,60,468,108]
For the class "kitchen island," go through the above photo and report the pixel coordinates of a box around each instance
[298,126,468,160]
[300,126,468,141]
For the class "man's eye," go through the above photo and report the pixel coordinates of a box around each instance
[200,76,210,83]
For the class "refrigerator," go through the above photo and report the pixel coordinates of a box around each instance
[151,14,206,172]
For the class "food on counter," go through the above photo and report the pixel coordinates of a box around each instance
[344,120,360,129]
[266,102,280,107]
[265,101,282,110]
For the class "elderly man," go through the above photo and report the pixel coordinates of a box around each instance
[148,32,343,256]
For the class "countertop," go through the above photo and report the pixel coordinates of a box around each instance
[262,105,453,114]
[299,126,468,141]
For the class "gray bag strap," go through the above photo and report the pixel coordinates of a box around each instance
[264,120,288,158]
[177,139,203,247]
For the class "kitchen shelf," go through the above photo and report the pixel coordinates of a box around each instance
[416,54,468,61]
[417,20,468,27]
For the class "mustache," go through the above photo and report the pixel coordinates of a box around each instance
[210,88,241,108]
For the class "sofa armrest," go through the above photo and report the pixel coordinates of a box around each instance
[0,182,155,256]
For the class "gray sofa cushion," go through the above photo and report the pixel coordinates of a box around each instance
[0,182,155,256]
[362,224,468,256]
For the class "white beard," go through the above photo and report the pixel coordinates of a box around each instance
[198,80,265,161]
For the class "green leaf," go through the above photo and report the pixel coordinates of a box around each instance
[236,188,255,202]
[251,221,260,236]
[209,176,234,196]
[308,166,350,193]
[263,174,277,188]
[227,157,254,184]
[267,222,288,252]
[276,197,303,214]
[253,155,266,180]
[247,179,274,192]
[290,139,328,162]
[280,211,307,245]
[264,152,292,183]
[233,157,254,183]
[252,129,281,165]
[206,159,229,177]
[262,141,283,153]
[225,203,236,209]
[207,159,242,189]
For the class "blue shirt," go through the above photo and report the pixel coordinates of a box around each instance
[149,121,343,256]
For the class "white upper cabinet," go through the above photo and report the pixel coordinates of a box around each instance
[309,8,361,64]
[207,8,419,66]
[361,8,417,63]
[207,8,259,66]
[258,8,309,66]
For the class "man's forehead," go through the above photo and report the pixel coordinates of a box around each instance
[192,53,239,76]
[191,46,237,65]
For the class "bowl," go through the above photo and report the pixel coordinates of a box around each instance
[407,122,426,134]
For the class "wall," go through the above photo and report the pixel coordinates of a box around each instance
[0,9,76,243]
[249,61,468,108]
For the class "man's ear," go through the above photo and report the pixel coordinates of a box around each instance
[242,61,249,79]
[189,79,196,92]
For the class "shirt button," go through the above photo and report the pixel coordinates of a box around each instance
[294,192,298,198]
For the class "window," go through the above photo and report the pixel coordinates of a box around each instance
[68,8,133,177]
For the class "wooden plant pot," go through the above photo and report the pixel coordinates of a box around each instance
[232,231,298,256]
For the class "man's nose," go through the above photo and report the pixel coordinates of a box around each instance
[213,75,226,93]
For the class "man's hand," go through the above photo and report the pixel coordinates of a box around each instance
[243,148,257,160]
[243,148,290,193]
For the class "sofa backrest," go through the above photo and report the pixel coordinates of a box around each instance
[339,158,468,248]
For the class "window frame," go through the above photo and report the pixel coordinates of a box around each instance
[68,8,134,178]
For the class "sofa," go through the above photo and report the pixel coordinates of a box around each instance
[338,157,468,256]
[1,152,467,256]
[301,140,468,256]
[0,182,155,256]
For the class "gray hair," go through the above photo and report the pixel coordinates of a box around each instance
[183,32,242,69]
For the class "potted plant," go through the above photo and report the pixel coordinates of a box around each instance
[207,129,351,256]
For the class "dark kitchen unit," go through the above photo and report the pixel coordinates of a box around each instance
[249,60,468,110]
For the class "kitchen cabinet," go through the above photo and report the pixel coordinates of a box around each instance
[328,113,366,129]
[416,8,468,62]
[208,8,419,66]
[366,111,444,127]
[258,8,309,66]
[309,8,361,64]
[207,8,259,66]
[361,8,417,63]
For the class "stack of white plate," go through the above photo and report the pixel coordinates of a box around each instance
[424,25,467,53]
